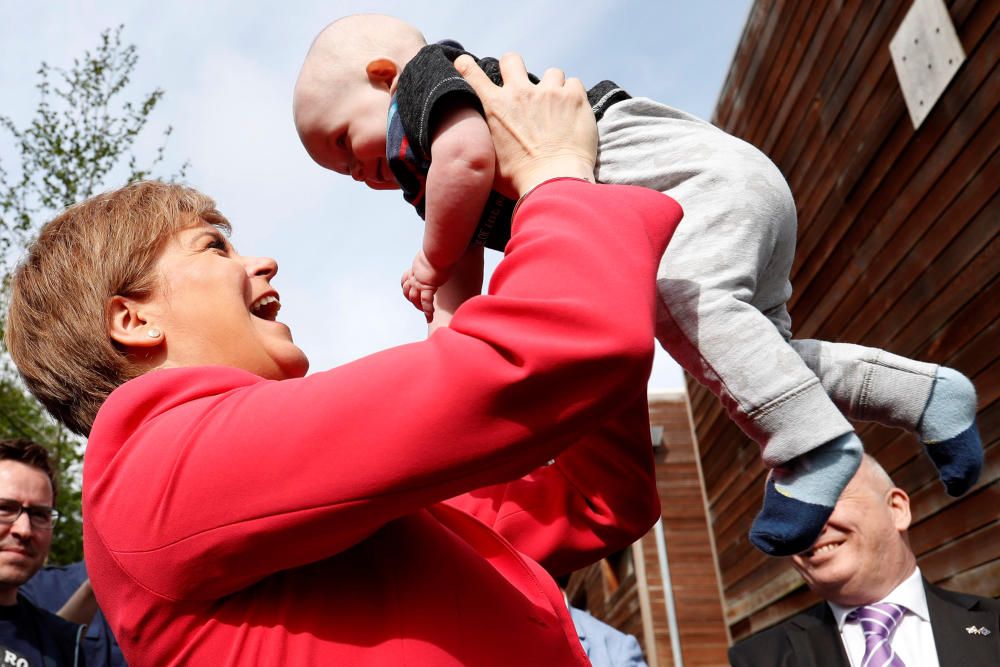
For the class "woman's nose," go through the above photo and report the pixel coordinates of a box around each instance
[244,255,278,280]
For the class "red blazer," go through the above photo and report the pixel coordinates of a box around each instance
[83,181,682,665]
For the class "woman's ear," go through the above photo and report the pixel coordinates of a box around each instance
[107,295,163,348]
[366,58,398,90]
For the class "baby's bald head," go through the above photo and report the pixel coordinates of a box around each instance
[294,14,426,155]
[315,14,426,60]
[295,14,425,105]
[294,15,426,182]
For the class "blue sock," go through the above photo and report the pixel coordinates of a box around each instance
[749,433,862,557]
[917,367,982,496]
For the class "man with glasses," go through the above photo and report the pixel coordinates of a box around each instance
[0,439,85,666]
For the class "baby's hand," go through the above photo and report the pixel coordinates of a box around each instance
[402,250,451,320]
[401,269,437,321]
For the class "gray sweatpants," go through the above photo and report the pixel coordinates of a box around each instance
[595,98,937,466]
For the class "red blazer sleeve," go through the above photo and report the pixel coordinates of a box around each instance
[84,180,682,601]
[443,394,658,576]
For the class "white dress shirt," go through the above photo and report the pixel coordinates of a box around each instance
[828,567,940,667]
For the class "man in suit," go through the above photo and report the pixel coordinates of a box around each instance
[729,454,999,666]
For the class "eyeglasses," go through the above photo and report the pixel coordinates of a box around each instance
[0,499,59,530]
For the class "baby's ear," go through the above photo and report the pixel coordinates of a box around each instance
[366,58,398,89]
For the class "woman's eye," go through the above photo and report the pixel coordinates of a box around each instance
[207,238,227,252]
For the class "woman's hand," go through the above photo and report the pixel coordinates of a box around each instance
[454,53,597,198]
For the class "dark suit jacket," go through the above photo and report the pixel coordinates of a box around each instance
[728,581,1000,667]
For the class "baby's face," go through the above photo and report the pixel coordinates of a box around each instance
[296,80,399,191]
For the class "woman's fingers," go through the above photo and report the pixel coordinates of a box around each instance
[454,54,496,99]
[456,51,597,197]
[497,52,531,88]
[539,67,566,87]
[565,77,586,96]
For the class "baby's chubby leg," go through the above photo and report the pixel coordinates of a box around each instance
[793,339,983,496]
[426,246,485,334]
[656,293,863,556]
[596,98,862,555]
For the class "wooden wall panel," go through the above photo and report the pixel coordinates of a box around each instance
[567,393,730,665]
[645,393,731,666]
[692,0,1000,642]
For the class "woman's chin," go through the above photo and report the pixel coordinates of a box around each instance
[271,346,310,380]
[283,355,310,379]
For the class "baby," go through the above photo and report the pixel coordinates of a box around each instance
[293,14,983,556]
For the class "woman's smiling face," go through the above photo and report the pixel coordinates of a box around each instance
[140,221,309,380]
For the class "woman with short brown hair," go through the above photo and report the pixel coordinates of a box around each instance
[5,55,682,665]
[7,184,226,436]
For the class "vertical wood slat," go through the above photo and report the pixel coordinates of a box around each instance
[568,394,731,664]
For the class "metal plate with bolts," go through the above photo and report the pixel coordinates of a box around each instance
[889,0,966,129]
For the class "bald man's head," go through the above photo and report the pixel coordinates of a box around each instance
[791,454,916,606]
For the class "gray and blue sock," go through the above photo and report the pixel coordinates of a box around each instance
[749,432,863,557]
[918,367,982,496]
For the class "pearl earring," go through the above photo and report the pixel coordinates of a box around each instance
[147,328,162,339]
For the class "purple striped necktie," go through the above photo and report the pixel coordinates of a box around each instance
[848,603,907,667]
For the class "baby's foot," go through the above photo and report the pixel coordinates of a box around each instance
[917,367,982,496]
[749,433,862,556]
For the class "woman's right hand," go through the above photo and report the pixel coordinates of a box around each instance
[454,53,597,198]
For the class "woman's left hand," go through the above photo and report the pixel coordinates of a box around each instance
[454,53,597,197]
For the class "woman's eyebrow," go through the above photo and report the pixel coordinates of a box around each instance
[188,228,227,245]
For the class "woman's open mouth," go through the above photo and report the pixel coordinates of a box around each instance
[251,294,281,321]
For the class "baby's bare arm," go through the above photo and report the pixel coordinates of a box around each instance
[420,104,496,284]
[427,245,485,335]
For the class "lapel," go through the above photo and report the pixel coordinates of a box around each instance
[785,603,851,667]
[925,580,1000,667]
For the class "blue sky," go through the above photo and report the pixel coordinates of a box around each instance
[1,0,753,389]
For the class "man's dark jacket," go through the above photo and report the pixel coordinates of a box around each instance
[728,581,1000,667]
